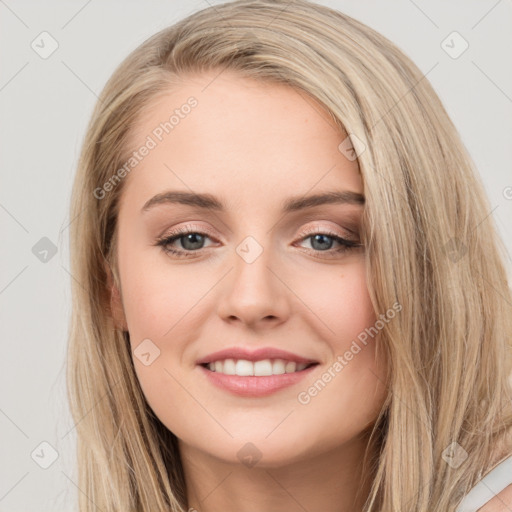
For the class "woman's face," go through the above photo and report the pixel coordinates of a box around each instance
[111,70,388,466]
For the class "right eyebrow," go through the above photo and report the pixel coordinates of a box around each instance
[141,191,222,213]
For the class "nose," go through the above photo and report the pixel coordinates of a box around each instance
[216,241,291,329]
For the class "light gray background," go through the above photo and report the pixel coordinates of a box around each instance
[1,1,511,510]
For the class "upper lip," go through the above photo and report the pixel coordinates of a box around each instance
[196,347,319,365]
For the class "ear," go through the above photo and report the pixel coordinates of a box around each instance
[105,262,128,332]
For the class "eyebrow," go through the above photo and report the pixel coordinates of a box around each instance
[141,189,365,214]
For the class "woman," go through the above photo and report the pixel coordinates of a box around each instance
[66,1,512,510]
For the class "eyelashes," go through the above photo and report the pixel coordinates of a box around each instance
[154,225,363,260]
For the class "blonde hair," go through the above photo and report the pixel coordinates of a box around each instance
[66,0,512,510]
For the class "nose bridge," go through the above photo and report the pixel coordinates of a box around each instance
[232,233,278,301]
[216,233,290,326]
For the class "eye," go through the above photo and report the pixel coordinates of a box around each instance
[295,227,362,258]
[154,225,363,259]
[155,226,217,258]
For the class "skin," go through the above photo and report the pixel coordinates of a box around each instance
[479,484,512,511]
[109,69,389,512]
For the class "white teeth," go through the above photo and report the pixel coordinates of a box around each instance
[223,358,236,375]
[235,359,254,376]
[254,360,273,376]
[272,359,286,374]
[205,358,312,376]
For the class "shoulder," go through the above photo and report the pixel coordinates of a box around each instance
[477,483,512,511]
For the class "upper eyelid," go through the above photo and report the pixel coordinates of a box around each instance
[159,225,359,250]
[296,223,358,237]
[161,223,357,240]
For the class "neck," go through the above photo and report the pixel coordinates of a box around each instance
[180,433,376,512]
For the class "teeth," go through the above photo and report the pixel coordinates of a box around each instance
[285,361,297,373]
[223,359,236,375]
[272,359,286,374]
[206,358,310,376]
[254,360,272,376]
[235,359,253,376]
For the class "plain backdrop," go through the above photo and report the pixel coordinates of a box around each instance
[1,0,511,510]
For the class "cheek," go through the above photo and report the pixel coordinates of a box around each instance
[335,270,376,347]
[293,261,376,346]
[118,259,197,418]
[119,248,204,342]
[293,261,382,397]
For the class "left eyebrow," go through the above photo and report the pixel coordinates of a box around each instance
[282,190,365,212]
[141,190,365,214]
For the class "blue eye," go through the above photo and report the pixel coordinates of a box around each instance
[155,228,362,259]
[155,229,216,258]
[299,232,361,253]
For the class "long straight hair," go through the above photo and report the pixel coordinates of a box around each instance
[66,1,512,510]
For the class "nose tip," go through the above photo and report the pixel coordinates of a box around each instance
[216,251,290,328]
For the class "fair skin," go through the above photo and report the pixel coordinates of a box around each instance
[109,70,389,511]
[480,485,512,511]
[478,474,512,511]
[476,431,512,510]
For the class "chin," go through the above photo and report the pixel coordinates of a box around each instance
[200,432,317,469]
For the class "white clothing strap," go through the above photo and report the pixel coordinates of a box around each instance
[456,455,512,512]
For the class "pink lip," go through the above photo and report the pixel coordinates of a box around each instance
[196,346,318,365]
[198,364,318,397]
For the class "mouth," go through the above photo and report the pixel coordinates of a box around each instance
[198,360,319,397]
[196,347,320,396]
[199,359,319,376]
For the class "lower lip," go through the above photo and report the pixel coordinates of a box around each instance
[198,364,318,397]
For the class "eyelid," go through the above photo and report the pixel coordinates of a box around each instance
[158,220,359,242]
[295,222,359,241]
[158,222,220,241]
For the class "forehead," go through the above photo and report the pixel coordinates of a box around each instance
[119,70,362,214]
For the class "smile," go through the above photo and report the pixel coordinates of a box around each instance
[198,360,319,397]
[202,358,315,376]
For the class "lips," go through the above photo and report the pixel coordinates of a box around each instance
[198,363,318,397]
[196,347,320,397]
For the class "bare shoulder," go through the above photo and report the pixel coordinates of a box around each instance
[477,483,512,511]
[478,430,512,511]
